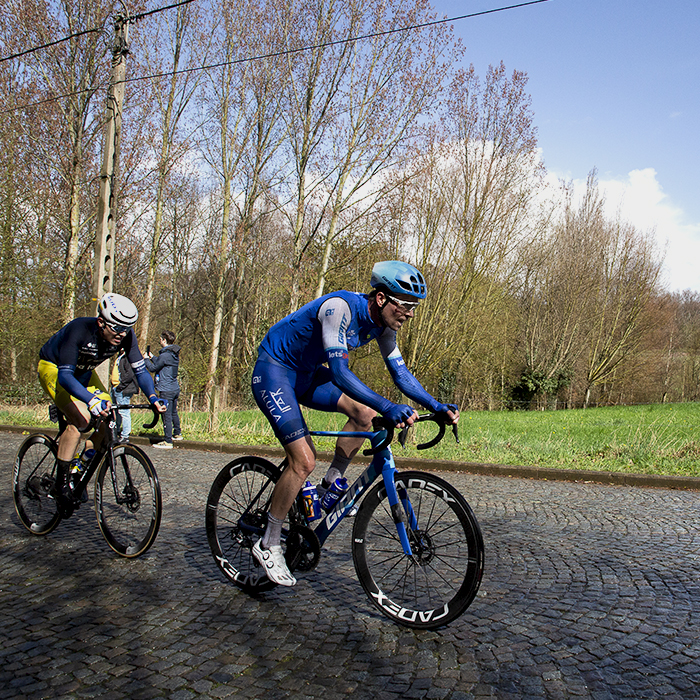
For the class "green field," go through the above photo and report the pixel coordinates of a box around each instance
[3,402,700,477]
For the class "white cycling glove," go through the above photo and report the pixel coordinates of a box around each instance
[88,395,108,416]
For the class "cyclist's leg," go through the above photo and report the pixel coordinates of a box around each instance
[252,357,318,526]
[82,374,111,451]
[303,368,376,486]
[39,363,107,501]
[267,434,316,523]
[38,361,87,490]
[327,393,375,483]
[250,434,316,586]
[251,357,317,586]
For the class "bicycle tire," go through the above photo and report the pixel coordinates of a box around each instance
[206,455,285,594]
[12,434,62,536]
[95,444,162,558]
[352,470,484,630]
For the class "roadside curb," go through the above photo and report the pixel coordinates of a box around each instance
[3,423,699,491]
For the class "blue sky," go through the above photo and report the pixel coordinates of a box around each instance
[431,0,700,293]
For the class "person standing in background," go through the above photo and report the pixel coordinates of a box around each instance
[111,347,139,443]
[145,330,182,449]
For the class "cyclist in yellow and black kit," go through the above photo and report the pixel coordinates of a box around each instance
[38,293,166,507]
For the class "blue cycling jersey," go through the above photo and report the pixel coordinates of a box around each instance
[260,291,384,371]
[258,291,441,417]
[40,317,156,406]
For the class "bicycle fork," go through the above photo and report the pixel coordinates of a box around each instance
[380,457,417,557]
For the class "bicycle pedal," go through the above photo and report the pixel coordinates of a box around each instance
[57,497,75,519]
[28,475,54,497]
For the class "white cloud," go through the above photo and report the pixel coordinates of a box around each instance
[567,168,700,293]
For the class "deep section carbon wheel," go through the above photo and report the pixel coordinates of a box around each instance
[95,445,162,557]
[13,434,61,536]
[352,470,484,630]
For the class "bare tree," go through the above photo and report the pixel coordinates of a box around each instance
[311,0,456,298]
[9,0,115,321]
[400,63,545,400]
[581,213,664,407]
[275,0,360,312]
[134,0,208,344]
[198,0,290,422]
[514,174,604,407]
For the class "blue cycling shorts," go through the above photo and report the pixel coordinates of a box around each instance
[251,352,342,445]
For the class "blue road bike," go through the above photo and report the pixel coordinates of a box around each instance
[206,414,484,630]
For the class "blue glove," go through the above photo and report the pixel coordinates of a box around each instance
[434,402,458,415]
[88,395,109,417]
[152,398,168,410]
[382,403,416,426]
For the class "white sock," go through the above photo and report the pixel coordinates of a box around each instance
[262,513,284,549]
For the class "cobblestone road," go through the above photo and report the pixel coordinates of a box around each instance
[2,431,700,699]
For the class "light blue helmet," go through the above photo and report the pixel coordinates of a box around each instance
[370,261,427,299]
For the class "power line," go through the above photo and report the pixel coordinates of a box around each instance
[0,0,552,114]
[130,0,197,23]
[0,26,104,63]
[123,0,553,87]
[0,0,197,64]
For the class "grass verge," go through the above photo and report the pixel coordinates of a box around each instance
[2,402,700,477]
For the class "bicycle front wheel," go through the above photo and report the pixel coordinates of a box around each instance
[352,470,484,630]
[95,445,162,557]
[12,434,61,536]
[206,455,284,594]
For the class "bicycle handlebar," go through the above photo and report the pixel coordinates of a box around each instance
[114,403,161,430]
[362,412,459,456]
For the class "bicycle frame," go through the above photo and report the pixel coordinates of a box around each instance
[236,426,416,556]
[308,428,414,555]
[68,404,159,500]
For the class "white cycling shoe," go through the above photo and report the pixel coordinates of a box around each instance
[252,539,297,587]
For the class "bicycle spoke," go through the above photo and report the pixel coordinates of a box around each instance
[96,446,162,557]
[13,434,61,536]
[353,470,484,630]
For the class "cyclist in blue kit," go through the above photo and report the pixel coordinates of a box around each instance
[38,293,166,508]
[251,261,459,586]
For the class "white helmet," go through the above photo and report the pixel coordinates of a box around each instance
[98,293,138,328]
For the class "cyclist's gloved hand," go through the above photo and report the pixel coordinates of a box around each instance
[152,398,168,412]
[433,402,459,423]
[383,403,416,427]
[88,395,109,417]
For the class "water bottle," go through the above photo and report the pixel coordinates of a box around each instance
[302,480,322,522]
[71,448,96,476]
[321,477,349,512]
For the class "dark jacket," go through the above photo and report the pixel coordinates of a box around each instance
[116,354,139,396]
[144,344,181,399]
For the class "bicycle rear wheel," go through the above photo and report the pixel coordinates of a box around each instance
[12,434,61,535]
[95,445,162,557]
[352,470,484,630]
[206,455,285,594]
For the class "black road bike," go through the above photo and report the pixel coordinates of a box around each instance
[206,413,484,630]
[12,404,163,558]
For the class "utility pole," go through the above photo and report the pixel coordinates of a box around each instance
[92,11,129,315]
[92,9,129,386]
